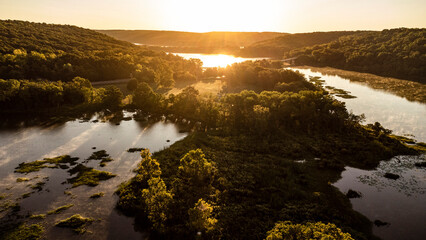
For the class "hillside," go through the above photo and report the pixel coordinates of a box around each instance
[0,20,202,83]
[0,20,135,53]
[286,28,426,83]
[237,31,367,57]
[97,30,286,48]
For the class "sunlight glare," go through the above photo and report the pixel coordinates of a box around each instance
[174,53,267,68]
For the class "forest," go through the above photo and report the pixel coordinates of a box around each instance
[97,30,286,53]
[0,20,425,240]
[286,28,426,83]
[0,20,203,84]
[237,31,365,58]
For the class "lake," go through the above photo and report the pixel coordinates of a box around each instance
[288,68,426,240]
[171,53,268,68]
[0,112,187,239]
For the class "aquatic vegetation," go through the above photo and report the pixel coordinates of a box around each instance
[86,150,114,167]
[21,192,31,199]
[67,164,116,188]
[0,200,16,213]
[298,66,426,103]
[357,155,426,196]
[0,223,44,240]
[55,214,94,234]
[47,204,74,215]
[16,178,30,182]
[15,155,79,173]
[30,214,46,219]
[89,192,105,199]
[87,150,109,160]
[30,181,46,192]
[127,147,145,153]
[99,158,113,167]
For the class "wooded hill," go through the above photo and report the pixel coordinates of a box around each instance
[0,20,203,84]
[286,28,426,83]
[96,30,287,49]
[238,31,368,57]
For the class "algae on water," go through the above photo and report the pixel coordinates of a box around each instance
[55,214,94,234]
[15,155,79,173]
[0,223,44,240]
[67,164,116,187]
[47,204,74,215]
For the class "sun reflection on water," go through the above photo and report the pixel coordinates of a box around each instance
[172,53,268,68]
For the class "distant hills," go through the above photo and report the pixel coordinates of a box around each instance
[239,31,368,57]
[286,28,426,83]
[96,30,287,48]
[97,30,368,58]
[1,20,424,83]
[96,30,288,55]
[0,20,136,54]
[0,20,198,82]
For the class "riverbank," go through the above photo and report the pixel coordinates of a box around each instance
[294,66,426,103]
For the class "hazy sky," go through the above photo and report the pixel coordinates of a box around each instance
[0,0,425,32]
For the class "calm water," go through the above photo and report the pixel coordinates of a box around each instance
[172,53,268,68]
[291,68,426,142]
[1,53,425,239]
[0,112,187,239]
[287,68,426,240]
[334,155,426,240]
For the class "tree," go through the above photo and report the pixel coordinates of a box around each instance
[101,86,123,108]
[173,149,218,206]
[126,78,138,92]
[142,177,173,231]
[137,149,162,180]
[188,199,218,234]
[132,82,162,112]
[116,149,162,212]
[266,221,354,240]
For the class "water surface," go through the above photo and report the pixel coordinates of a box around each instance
[291,68,426,142]
[172,53,268,68]
[0,112,187,239]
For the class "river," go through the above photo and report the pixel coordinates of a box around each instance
[0,112,187,239]
[172,53,426,240]
[1,53,425,239]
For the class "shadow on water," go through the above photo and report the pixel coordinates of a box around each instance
[0,110,188,239]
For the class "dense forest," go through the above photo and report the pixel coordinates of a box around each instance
[286,28,426,83]
[0,20,203,84]
[1,20,425,240]
[238,31,366,58]
[99,30,365,58]
[97,30,286,53]
[116,62,421,239]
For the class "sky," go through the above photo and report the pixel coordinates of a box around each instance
[0,0,425,33]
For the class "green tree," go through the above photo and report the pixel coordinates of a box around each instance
[173,149,218,206]
[265,221,354,240]
[132,82,163,112]
[142,177,173,232]
[188,199,218,234]
[101,86,123,108]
